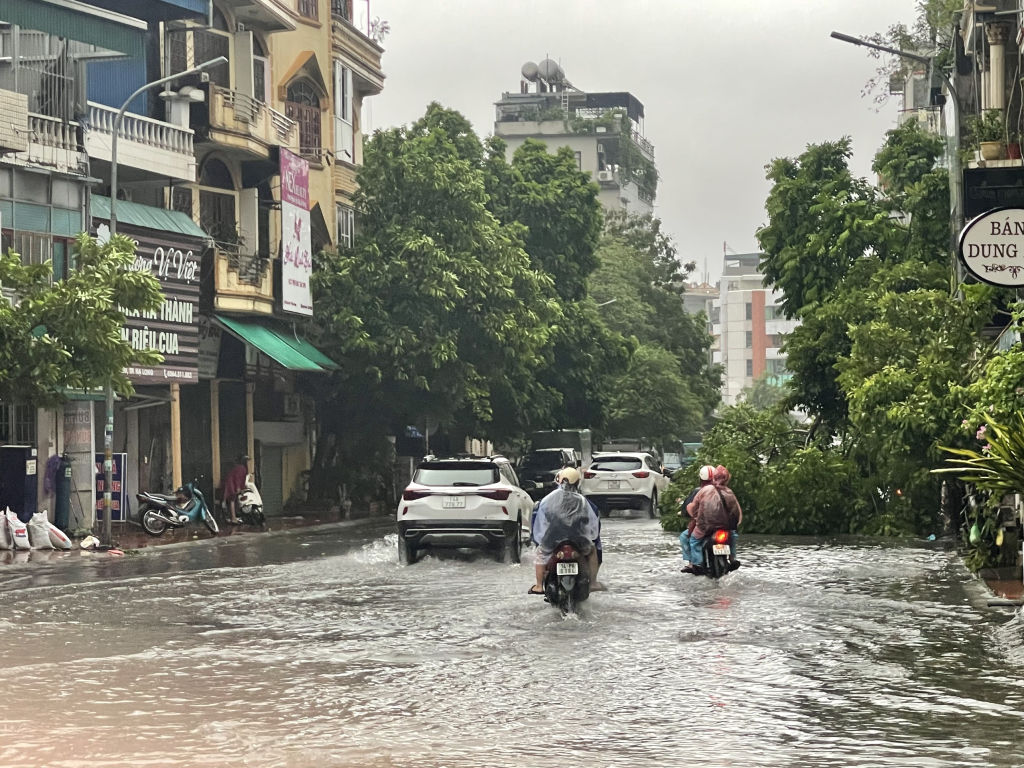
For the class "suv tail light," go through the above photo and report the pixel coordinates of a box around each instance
[584,471,596,479]
[403,490,431,501]
[632,471,650,478]
[477,489,512,501]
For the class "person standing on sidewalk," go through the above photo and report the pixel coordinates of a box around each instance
[221,455,250,525]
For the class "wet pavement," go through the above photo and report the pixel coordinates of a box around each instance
[0,518,1022,767]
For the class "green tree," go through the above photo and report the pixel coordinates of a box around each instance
[739,373,788,411]
[0,233,163,406]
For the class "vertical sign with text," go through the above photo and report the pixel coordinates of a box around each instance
[95,453,127,521]
[280,149,313,316]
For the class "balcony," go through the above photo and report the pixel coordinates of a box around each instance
[85,102,197,182]
[213,246,274,315]
[897,106,943,136]
[204,85,299,160]
[331,17,385,95]
[17,113,87,175]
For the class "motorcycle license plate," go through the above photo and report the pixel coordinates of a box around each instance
[442,496,466,509]
[556,562,579,576]
[712,544,730,556]
[607,480,620,489]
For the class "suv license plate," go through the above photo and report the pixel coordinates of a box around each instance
[607,480,620,489]
[442,496,466,509]
[712,544,730,556]
[556,562,579,576]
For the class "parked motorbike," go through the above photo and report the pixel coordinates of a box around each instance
[237,474,265,525]
[540,540,591,614]
[137,479,219,537]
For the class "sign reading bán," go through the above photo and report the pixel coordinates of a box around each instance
[959,207,1024,287]
[94,220,204,384]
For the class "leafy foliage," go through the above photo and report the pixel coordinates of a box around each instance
[0,233,163,406]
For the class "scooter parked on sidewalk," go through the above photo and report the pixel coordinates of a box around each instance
[236,474,265,526]
[137,479,219,537]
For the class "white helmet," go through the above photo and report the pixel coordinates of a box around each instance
[699,465,715,482]
[555,467,581,486]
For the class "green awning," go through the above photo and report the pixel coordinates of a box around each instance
[92,196,210,240]
[0,0,146,58]
[215,316,338,373]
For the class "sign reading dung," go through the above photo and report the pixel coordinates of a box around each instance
[959,207,1024,287]
[280,149,313,316]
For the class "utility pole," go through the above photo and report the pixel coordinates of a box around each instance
[102,55,227,545]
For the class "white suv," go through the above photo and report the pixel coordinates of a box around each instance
[396,456,535,564]
[581,452,670,518]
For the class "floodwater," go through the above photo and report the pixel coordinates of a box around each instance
[0,519,1021,767]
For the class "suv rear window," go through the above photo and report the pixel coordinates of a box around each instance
[414,463,499,487]
[521,452,566,471]
[591,458,642,472]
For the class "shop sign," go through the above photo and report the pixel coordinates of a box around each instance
[280,149,313,317]
[197,316,222,380]
[94,452,127,521]
[959,207,1024,286]
[94,221,204,384]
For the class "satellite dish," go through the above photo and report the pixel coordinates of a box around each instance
[538,58,564,82]
[522,61,539,82]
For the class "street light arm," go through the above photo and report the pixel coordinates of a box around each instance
[109,55,228,236]
[829,31,932,66]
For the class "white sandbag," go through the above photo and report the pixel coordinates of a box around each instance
[46,522,72,550]
[28,512,54,550]
[0,509,12,550]
[6,511,30,551]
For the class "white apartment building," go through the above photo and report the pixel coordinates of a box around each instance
[712,253,800,406]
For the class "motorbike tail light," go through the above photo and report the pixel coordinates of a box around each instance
[477,489,511,501]
[632,471,650,478]
[402,489,431,501]
[713,530,730,544]
[584,471,596,479]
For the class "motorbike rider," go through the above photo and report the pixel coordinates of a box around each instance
[684,464,742,574]
[220,454,250,525]
[529,467,603,594]
[678,465,715,570]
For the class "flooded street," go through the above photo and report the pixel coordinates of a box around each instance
[0,519,1021,767]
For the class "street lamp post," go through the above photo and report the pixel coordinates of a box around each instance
[101,56,227,546]
[830,32,964,284]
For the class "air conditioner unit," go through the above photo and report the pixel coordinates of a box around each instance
[597,170,614,182]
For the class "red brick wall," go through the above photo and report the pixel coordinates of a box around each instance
[752,290,766,379]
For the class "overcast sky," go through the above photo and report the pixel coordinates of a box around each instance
[364,0,919,284]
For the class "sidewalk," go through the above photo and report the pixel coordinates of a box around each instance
[980,566,1024,607]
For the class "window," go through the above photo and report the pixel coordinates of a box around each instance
[171,186,194,217]
[254,57,269,103]
[745,330,752,348]
[413,463,499,487]
[193,29,230,89]
[298,0,319,20]
[0,403,36,444]
[198,158,238,247]
[331,0,350,20]
[336,203,354,249]
[746,359,754,377]
[710,306,720,324]
[15,232,51,267]
[574,151,582,170]
[286,80,323,160]
[769,334,785,348]
[333,61,354,163]
[745,302,752,320]
[765,305,780,320]
[767,358,789,376]
[591,458,642,472]
[170,9,231,88]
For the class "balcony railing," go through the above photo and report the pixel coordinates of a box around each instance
[87,102,194,157]
[637,187,655,205]
[228,251,270,287]
[213,86,299,148]
[29,113,81,152]
[629,128,655,158]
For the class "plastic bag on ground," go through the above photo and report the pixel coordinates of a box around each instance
[6,510,31,550]
[28,513,54,550]
[0,509,11,550]
[46,522,72,550]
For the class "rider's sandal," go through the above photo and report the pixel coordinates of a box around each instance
[527,586,544,595]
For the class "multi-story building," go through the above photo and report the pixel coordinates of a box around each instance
[0,0,385,524]
[494,59,656,216]
[712,253,800,407]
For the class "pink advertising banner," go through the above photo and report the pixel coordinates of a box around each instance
[280,149,313,316]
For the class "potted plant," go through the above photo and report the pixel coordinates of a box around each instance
[972,109,1006,161]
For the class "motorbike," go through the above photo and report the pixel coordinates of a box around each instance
[236,474,265,525]
[541,540,591,614]
[699,529,735,579]
[137,479,219,537]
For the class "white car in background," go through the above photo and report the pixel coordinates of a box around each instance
[581,452,670,518]
[396,456,535,564]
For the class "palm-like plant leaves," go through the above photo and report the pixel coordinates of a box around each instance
[934,414,1024,496]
